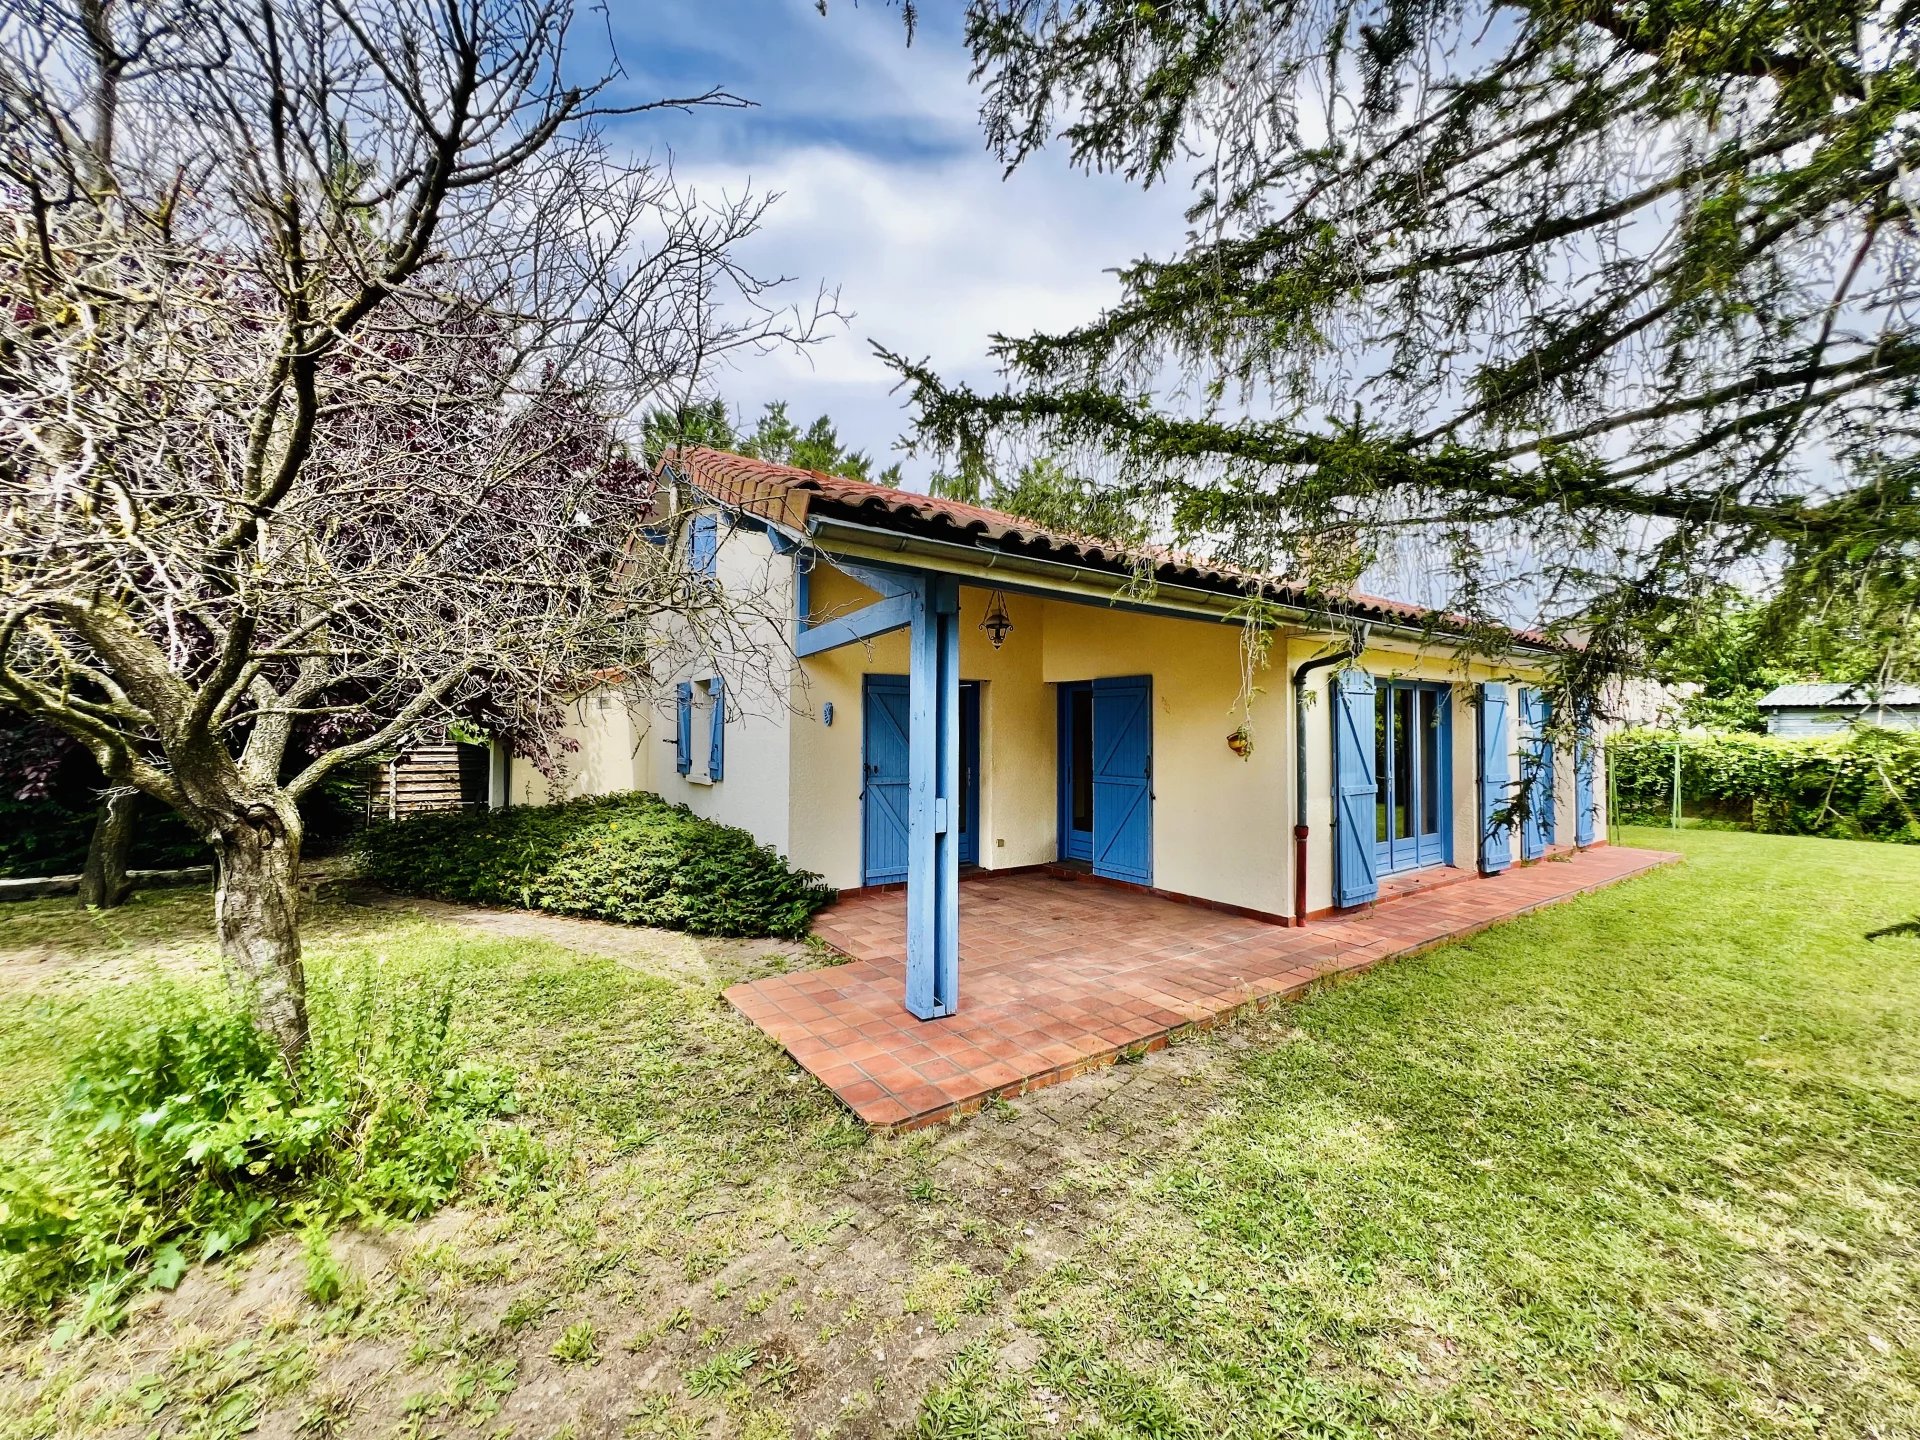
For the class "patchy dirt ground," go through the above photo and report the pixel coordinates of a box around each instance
[0,880,1270,1440]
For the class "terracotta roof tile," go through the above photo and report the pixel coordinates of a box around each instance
[664,447,1557,649]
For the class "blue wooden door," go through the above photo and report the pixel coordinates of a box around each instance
[1091,677,1153,884]
[862,676,911,884]
[1334,668,1380,906]
[1479,683,1512,873]
[1574,731,1596,846]
[866,675,978,882]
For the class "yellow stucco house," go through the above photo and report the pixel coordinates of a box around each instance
[502,447,1605,1022]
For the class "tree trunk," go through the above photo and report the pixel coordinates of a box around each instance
[213,797,310,1080]
[77,787,136,909]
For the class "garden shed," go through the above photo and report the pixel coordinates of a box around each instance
[1756,683,1920,737]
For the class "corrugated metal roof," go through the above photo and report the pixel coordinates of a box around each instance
[666,447,1561,649]
[1758,682,1920,708]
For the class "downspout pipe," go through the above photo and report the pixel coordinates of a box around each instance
[1292,628,1368,925]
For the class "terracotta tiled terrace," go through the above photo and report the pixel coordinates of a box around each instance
[726,845,1679,1133]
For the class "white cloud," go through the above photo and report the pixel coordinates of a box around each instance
[677,142,1189,484]
[602,4,1191,487]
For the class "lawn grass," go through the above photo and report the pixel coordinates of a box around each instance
[916,827,1920,1438]
[0,827,1916,1439]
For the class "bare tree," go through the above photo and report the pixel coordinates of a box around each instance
[0,0,822,1074]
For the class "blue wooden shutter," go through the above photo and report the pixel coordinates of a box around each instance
[689,513,718,576]
[1574,730,1596,846]
[1535,692,1556,850]
[674,682,692,775]
[1333,668,1379,907]
[1479,683,1512,873]
[1519,687,1555,859]
[707,676,725,781]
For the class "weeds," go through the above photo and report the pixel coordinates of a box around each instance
[0,958,517,1332]
[685,1345,756,1398]
[298,1228,345,1308]
[550,1321,598,1365]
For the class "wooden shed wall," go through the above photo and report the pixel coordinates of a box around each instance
[1764,707,1920,737]
[369,744,492,818]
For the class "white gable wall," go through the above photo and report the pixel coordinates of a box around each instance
[646,515,796,854]
[500,511,798,861]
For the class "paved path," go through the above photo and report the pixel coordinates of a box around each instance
[728,846,1681,1132]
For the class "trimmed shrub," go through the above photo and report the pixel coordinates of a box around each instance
[1608,727,1920,843]
[0,966,517,1331]
[354,791,835,938]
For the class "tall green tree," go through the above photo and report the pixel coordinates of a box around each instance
[933,455,1154,545]
[1648,584,1920,730]
[647,400,903,485]
[883,0,1920,701]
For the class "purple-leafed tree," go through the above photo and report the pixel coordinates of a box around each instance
[0,714,72,805]
[0,0,822,1074]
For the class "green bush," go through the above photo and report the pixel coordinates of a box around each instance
[354,791,835,938]
[1609,726,1920,843]
[0,795,93,879]
[0,967,517,1332]
[0,794,208,880]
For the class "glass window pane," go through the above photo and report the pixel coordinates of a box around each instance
[1375,682,1389,842]
[959,692,974,840]
[1422,690,1442,835]
[1394,688,1414,841]
[1070,690,1093,832]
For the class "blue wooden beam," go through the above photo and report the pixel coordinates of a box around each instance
[905,573,961,1019]
[794,591,916,657]
[794,553,920,655]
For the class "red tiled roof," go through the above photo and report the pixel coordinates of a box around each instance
[665,447,1555,648]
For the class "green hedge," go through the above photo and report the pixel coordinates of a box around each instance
[355,791,835,938]
[1608,727,1920,843]
[0,793,209,879]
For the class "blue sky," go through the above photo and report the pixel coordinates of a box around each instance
[583,2,1192,488]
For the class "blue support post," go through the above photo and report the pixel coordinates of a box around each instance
[904,573,961,1019]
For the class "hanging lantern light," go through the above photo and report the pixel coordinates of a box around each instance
[979,589,1014,649]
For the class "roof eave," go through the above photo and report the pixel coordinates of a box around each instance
[663,451,1563,659]
[803,513,1559,658]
